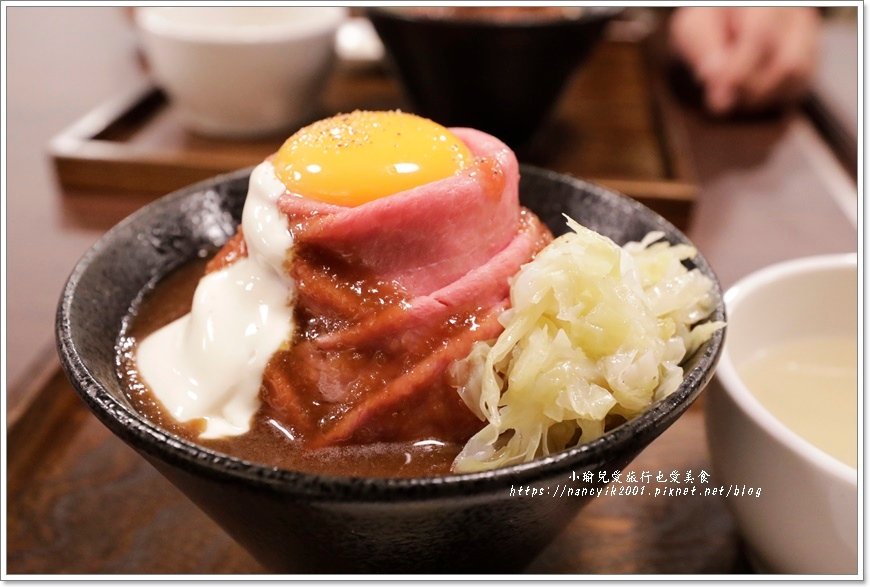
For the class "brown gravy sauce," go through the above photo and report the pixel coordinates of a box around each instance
[117,259,462,478]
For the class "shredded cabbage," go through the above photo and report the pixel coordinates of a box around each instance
[450,217,724,473]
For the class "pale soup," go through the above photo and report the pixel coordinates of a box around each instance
[739,336,857,469]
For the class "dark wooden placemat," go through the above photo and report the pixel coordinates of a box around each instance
[49,34,697,229]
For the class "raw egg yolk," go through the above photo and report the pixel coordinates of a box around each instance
[273,110,473,206]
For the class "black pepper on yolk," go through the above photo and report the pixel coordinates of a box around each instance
[273,110,474,207]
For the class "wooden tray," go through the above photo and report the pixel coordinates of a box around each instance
[50,35,698,229]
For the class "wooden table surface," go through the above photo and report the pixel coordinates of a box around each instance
[5,8,858,575]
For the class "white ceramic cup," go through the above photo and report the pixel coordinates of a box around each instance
[707,254,858,574]
[136,7,347,137]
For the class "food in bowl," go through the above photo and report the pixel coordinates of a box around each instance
[117,111,722,478]
[59,156,725,572]
[452,222,723,472]
[739,336,857,469]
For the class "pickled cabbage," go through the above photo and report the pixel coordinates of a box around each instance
[451,217,724,472]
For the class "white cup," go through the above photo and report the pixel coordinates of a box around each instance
[707,254,858,574]
[136,7,347,138]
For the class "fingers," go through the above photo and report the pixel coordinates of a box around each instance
[740,9,820,108]
[705,9,778,113]
[669,8,730,83]
[669,7,821,114]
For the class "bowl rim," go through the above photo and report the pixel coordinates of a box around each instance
[56,165,725,501]
[715,253,858,487]
[135,6,348,44]
[365,6,622,29]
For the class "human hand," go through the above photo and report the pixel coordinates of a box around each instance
[669,7,821,114]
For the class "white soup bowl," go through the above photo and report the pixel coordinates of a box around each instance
[707,253,858,574]
[136,7,347,138]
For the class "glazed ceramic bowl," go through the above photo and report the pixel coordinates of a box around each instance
[136,7,347,137]
[706,254,858,574]
[56,168,724,573]
[367,7,619,148]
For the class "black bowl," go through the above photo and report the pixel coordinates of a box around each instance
[56,167,724,573]
[367,7,620,148]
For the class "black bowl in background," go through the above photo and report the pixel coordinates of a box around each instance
[367,7,620,149]
[56,167,724,573]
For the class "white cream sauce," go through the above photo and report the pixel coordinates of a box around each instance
[137,162,295,438]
